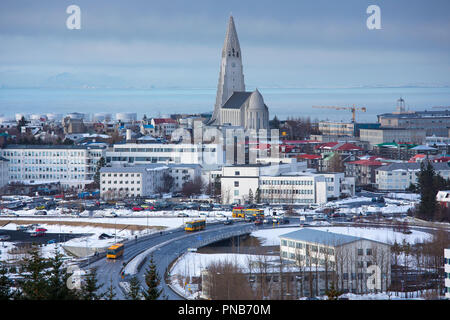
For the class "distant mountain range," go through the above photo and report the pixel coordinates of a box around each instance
[0,72,448,90]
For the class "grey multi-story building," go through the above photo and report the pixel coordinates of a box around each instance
[377,110,450,137]
[279,228,391,295]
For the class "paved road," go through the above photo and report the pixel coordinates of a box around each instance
[85,221,255,300]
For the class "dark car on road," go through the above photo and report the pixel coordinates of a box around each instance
[254,219,263,226]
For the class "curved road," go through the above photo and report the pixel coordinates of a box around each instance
[84,221,255,300]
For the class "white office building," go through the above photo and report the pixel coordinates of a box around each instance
[220,160,355,205]
[106,143,223,166]
[1,145,106,190]
[100,165,169,199]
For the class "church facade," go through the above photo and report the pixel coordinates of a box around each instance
[209,16,269,131]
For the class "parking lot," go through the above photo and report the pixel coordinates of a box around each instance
[0,229,88,244]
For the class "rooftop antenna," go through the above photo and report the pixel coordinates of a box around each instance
[396,97,406,113]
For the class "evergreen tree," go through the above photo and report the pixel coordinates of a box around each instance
[255,188,261,204]
[104,277,116,300]
[17,249,50,300]
[78,267,104,300]
[248,189,254,205]
[46,249,79,300]
[213,175,221,202]
[126,275,142,300]
[143,255,162,300]
[416,161,438,221]
[0,264,13,300]
[93,157,106,187]
[270,115,280,129]
[325,283,343,300]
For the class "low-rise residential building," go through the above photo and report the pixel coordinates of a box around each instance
[345,159,388,187]
[279,228,391,295]
[376,162,450,191]
[1,145,106,190]
[100,164,169,199]
[151,118,178,137]
[373,142,420,161]
[437,191,450,208]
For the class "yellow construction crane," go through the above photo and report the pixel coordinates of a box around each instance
[312,105,367,123]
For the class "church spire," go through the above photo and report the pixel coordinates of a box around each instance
[222,15,241,59]
[210,15,246,125]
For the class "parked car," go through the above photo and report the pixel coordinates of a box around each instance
[47,239,56,244]
[34,210,47,216]
[102,211,118,218]
[0,235,11,241]
[132,207,144,212]
[30,231,45,237]
[200,204,212,211]
[177,212,189,217]
[223,219,233,225]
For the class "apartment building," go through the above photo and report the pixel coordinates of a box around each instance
[345,159,388,187]
[106,143,223,166]
[100,165,169,199]
[1,145,106,190]
[167,164,202,191]
[376,162,450,191]
[279,228,391,295]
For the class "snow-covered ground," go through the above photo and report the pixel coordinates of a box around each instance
[251,226,432,246]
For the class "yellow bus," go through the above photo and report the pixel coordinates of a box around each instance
[185,219,206,232]
[106,243,124,259]
[232,207,246,218]
[245,208,264,218]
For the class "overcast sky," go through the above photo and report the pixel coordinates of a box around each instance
[0,0,449,88]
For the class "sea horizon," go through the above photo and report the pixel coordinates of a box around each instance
[1,86,450,122]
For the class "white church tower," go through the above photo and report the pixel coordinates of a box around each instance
[210,15,245,125]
